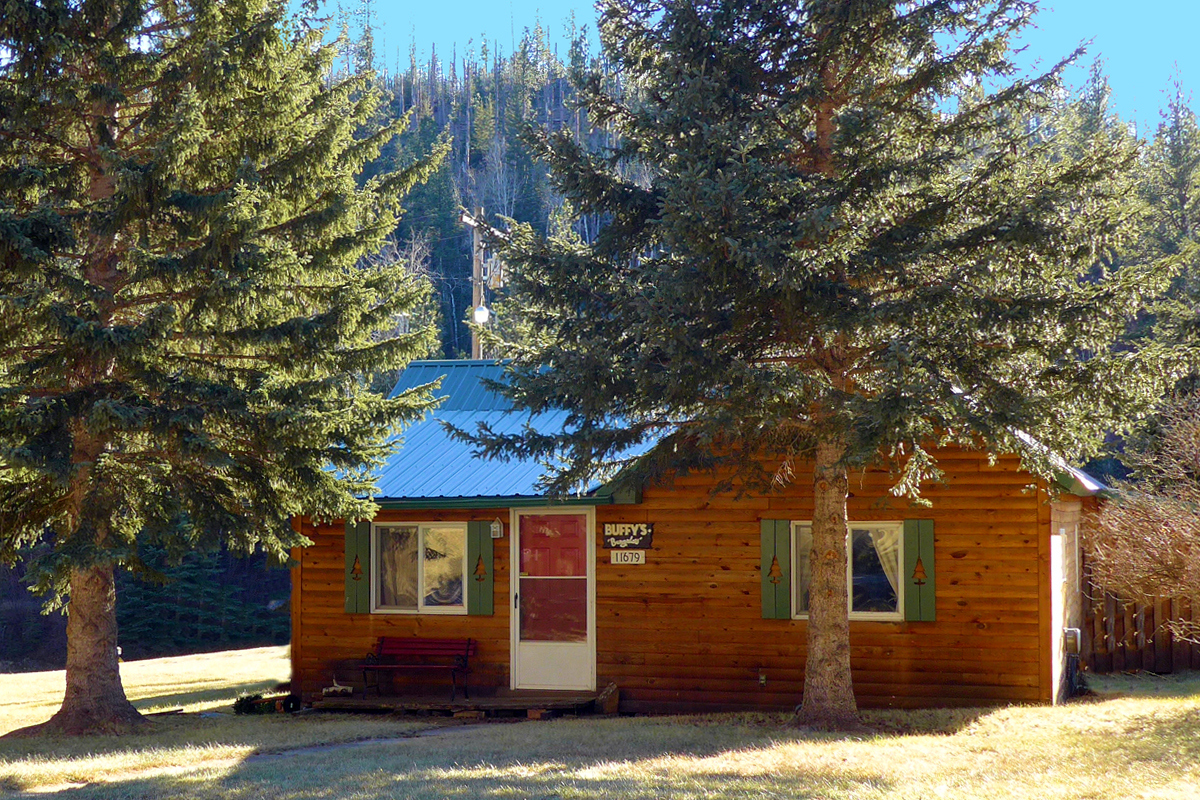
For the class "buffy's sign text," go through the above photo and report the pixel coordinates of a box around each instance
[603,523,653,550]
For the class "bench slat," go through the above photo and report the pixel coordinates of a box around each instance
[363,664,461,670]
[362,637,475,701]
[379,644,475,654]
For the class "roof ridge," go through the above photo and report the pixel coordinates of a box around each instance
[406,359,508,367]
[390,360,512,412]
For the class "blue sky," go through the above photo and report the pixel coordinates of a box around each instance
[358,1,1196,132]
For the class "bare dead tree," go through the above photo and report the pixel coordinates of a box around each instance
[481,136,523,219]
[362,233,442,392]
[1085,393,1200,643]
[367,231,438,337]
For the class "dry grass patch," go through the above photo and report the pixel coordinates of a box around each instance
[0,712,429,793]
[0,646,428,793]
[2,648,1199,799]
[7,684,1200,799]
[0,646,293,734]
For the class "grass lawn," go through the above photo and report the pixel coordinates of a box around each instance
[0,647,428,793]
[2,648,1199,799]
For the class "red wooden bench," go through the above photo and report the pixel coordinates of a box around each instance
[361,637,476,700]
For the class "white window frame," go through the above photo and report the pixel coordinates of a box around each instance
[791,520,905,622]
[370,521,468,615]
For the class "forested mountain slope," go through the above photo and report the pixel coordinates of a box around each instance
[347,19,616,359]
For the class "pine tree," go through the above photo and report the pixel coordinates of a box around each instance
[1141,82,1200,367]
[0,0,444,735]
[116,546,290,657]
[472,0,1171,727]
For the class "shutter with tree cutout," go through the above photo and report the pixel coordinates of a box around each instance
[467,520,495,616]
[760,519,791,619]
[903,519,936,621]
[344,520,371,614]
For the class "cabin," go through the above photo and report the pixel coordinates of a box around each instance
[289,360,1101,712]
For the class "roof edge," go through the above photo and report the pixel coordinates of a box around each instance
[375,494,611,510]
[1051,465,1107,498]
[404,359,505,367]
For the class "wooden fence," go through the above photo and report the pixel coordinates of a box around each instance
[1083,592,1200,674]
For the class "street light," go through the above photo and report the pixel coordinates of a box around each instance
[473,305,491,325]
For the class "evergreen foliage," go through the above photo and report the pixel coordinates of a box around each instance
[469,0,1175,726]
[336,11,624,356]
[1140,82,1200,376]
[115,547,290,659]
[0,0,443,733]
[1079,78,1200,483]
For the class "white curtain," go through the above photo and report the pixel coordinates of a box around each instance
[422,527,465,608]
[379,526,418,609]
[794,525,812,614]
[869,527,901,597]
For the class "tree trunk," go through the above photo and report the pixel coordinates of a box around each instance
[797,435,860,729]
[11,563,144,736]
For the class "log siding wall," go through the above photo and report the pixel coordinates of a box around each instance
[291,508,513,701]
[291,450,1057,711]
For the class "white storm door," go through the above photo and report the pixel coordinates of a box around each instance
[511,508,596,691]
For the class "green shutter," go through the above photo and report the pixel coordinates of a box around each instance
[760,519,791,619]
[467,520,495,616]
[344,520,371,614]
[903,519,936,622]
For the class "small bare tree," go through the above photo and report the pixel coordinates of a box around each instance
[367,232,440,337]
[363,233,443,394]
[481,136,523,219]
[1086,393,1200,642]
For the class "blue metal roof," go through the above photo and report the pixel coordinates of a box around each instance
[377,360,650,503]
[389,360,512,412]
[379,360,1104,503]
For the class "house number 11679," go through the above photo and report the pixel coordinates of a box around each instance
[610,550,646,565]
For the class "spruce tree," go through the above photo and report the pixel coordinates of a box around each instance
[1141,83,1200,367]
[474,0,1170,727]
[0,0,443,735]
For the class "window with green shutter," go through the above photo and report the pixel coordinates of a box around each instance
[372,522,468,614]
[761,518,936,622]
[346,520,494,616]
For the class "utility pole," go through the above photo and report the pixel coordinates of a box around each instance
[469,206,484,359]
[460,207,507,360]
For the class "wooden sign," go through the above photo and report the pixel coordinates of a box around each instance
[610,550,645,565]
[603,523,653,549]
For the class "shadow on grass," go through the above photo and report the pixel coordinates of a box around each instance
[130,679,283,711]
[8,672,1200,799]
[1063,702,1200,767]
[862,706,993,735]
[0,707,1004,798]
[16,748,892,796]
[0,677,284,749]
[15,722,899,800]
[15,772,887,800]
[1085,670,1200,700]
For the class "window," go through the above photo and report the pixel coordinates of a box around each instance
[372,523,467,614]
[792,521,904,620]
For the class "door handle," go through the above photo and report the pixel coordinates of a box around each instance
[514,593,519,608]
